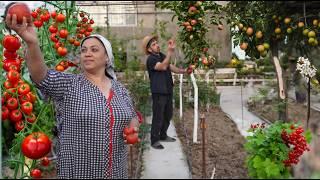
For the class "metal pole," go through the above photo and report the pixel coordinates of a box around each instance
[130,145,133,178]
[200,114,206,179]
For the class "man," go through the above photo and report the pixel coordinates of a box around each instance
[142,35,186,149]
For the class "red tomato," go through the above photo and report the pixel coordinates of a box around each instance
[6,97,18,110]
[82,17,88,23]
[126,134,139,144]
[51,11,56,19]
[18,83,31,95]
[124,127,134,135]
[3,59,21,72]
[30,169,42,178]
[84,32,91,37]
[68,38,75,44]
[73,40,80,46]
[19,94,31,104]
[76,33,83,39]
[1,97,5,105]
[57,47,68,56]
[79,12,85,17]
[31,11,38,18]
[7,2,31,24]
[33,20,43,28]
[15,120,24,131]
[3,80,13,89]
[10,109,22,122]
[7,70,20,83]
[28,92,37,104]
[56,13,65,23]
[55,65,65,72]
[41,157,50,166]
[90,19,94,24]
[59,29,68,38]
[26,113,36,123]
[54,42,62,49]
[48,25,58,33]
[59,61,69,69]
[50,33,59,42]
[2,35,21,52]
[87,27,93,32]
[21,102,33,115]
[3,92,12,100]
[21,132,52,159]
[2,106,9,121]
[4,50,18,59]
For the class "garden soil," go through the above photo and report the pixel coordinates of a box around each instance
[173,106,248,179]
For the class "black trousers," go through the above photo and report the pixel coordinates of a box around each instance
[151,93,173,145]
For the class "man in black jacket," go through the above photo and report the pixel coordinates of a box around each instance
[142,35,186,149]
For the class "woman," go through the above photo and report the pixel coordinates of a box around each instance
[6,14,140,179]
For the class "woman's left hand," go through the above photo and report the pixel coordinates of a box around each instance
[123,127,140,145]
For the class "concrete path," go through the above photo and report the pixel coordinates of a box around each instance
[217,85,265,137]
[140,116,191,179]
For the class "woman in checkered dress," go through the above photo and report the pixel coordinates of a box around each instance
[6,15,140,179]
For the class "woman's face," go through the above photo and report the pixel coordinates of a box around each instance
[80,38,108,72]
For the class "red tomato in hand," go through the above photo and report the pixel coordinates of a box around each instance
[21,132,52,159]
[124,127,134,135]
[21,102,33,115]
[7,3,31,24]
[2,35,21,52]
[30,168,42,178]
[126,134,139,144]
[41,157,50,166]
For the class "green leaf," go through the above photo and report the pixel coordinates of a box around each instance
[264,158,280,178]
[252,155,264,169]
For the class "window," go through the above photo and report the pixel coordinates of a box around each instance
[108,4,137,27]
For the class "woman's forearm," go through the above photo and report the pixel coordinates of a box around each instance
[25,41,48,84]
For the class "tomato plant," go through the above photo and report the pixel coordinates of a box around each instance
[0,1,96,179]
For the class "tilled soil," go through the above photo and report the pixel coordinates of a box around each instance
[174,106,248,179]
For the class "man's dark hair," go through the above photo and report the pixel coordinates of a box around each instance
[146,38,157,49]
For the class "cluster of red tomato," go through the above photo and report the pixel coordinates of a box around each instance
[31,7,70,57]
[55,59,78,72]
[1,35,37,131]
[73,11,94,42]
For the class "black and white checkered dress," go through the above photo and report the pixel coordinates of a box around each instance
[33,69,137,179]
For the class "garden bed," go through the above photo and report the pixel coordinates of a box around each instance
[173,106,248,179]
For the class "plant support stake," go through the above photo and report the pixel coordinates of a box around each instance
[200,114,206,179]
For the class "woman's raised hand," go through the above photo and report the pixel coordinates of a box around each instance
[6,14,38,45]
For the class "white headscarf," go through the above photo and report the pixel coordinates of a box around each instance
[80,34,117,80]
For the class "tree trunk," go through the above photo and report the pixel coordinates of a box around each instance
[270,40,287,121]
